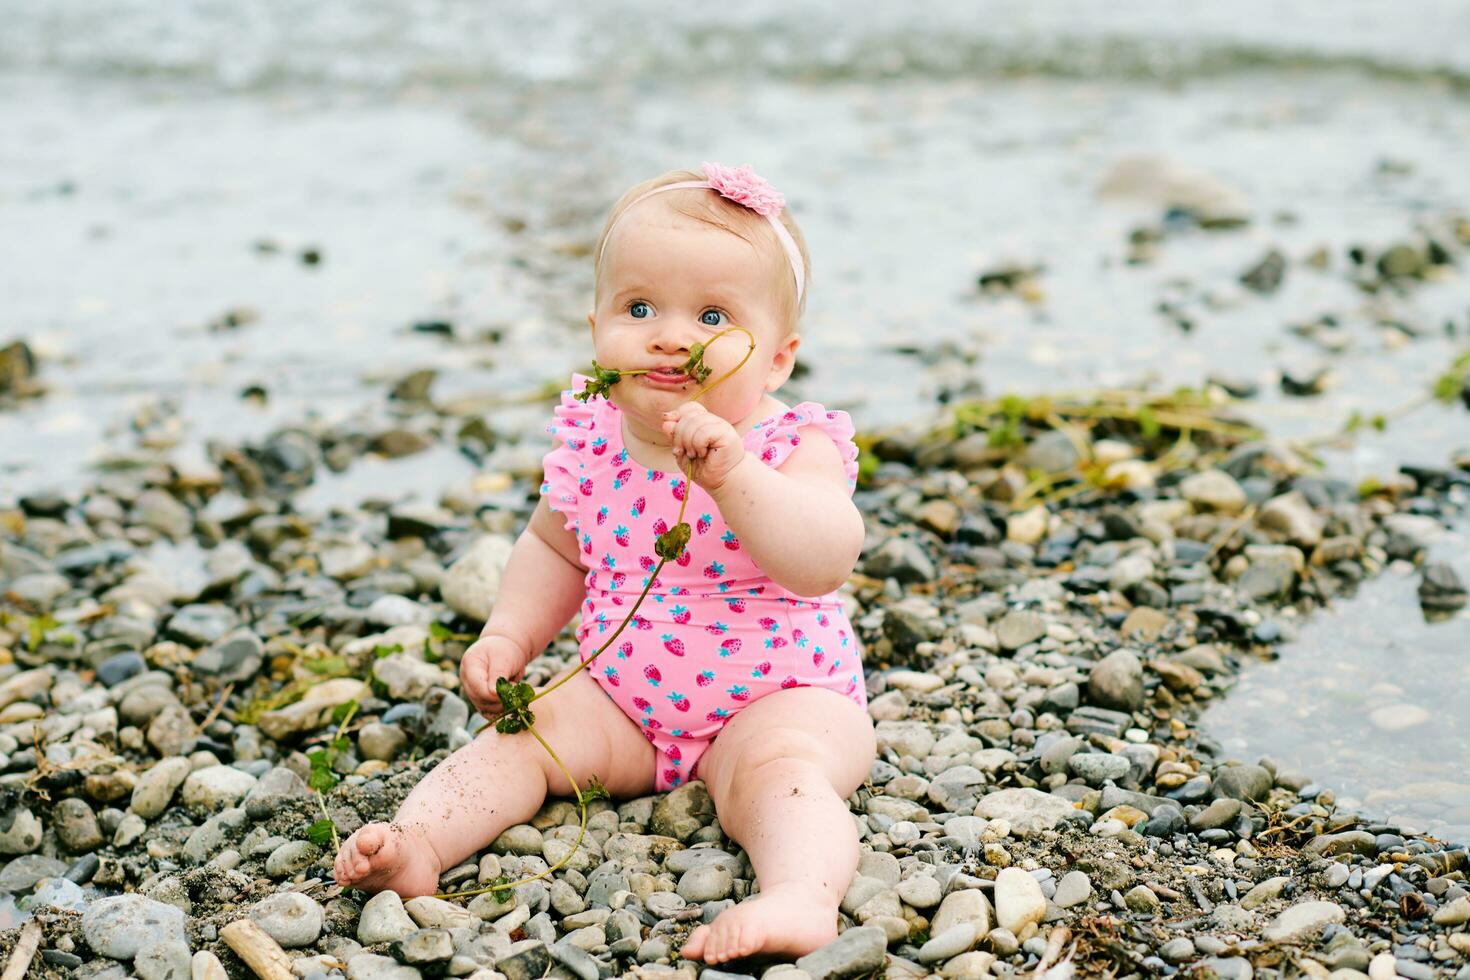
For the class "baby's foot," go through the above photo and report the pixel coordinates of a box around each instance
[680,883,839,964]
[333,822,442,897]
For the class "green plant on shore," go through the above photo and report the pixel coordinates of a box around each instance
[1301,347,1470,452]
[436,326,756,903]
[304,699,358,851]
[933,387,1262,509]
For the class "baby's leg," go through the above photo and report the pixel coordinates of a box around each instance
[682,688,876,964]
[334,665,655,896]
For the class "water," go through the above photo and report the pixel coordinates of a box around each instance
[3,2,1470,833]
[1204,519,1470,842]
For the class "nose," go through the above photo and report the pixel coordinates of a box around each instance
[646,319,693,357]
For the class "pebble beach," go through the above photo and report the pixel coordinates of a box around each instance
[3,3,1470,978]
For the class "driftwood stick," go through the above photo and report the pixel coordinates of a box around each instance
[220,919,294,980]
[1031,925,1071,978]
[0,920,42,980]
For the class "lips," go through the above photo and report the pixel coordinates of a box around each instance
[642,367,690,385]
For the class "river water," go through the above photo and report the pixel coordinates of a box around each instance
[2,2,1468,834]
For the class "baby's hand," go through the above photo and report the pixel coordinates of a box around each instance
[662,402,746,493]
[460,634,531,718]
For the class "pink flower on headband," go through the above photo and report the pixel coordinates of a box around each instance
[701,161,786,217]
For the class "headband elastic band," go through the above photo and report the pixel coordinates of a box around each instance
[598,162,805,304]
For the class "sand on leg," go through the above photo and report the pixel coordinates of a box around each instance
[333,664,655,896]
[680,687,876,964]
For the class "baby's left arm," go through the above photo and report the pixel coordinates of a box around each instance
[665,404,863,597]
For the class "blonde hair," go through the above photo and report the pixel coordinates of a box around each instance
[593,168,811,333]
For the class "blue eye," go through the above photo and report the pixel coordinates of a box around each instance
[630,302,651,319]
[700,309,726,327]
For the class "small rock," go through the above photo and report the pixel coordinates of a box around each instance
[374,653,457,701]
[54,798,104,852]
[0,854,68,891]
[1181,470,1248,515]
[1190,798,1244,832]
[1068,753,1131,785]
[358,722,408,762]
[1262,901,1345,943]
[256,678,370,740]
[1201,957,1254,980]
[931,888,991,939]
[1087,650,1144,712]
[650,781,716,842]
[166,604,240,646]
[0,808,42,855]
[181,765,258,816]
[994,611,1047,651]
[1006,506,1048,545]
[865,537,937,584]
[1258,491,1324,547]
[896,875,942,909]
[677,864,733,903]
[1240,249,1286,293]
[404,896,478,930]
[1368,952,1398,980]
[130,757,194,818]
[1419,561,1467,612]
[1160,937,1195,963]
[793,926,887,980]
[83,894,189,959]
[974,788,1076,836]
[359,891,419,944]
[441,535,516,622]
[393,929,454,964]
[987,927,1019,957]
[918,923,978,964]
[1124,885,1160,914]
[1120,607,1170,643]
[265,840,319,877]
[250,892,325,948]
[192,628,264,684]
[1433,896,1470,926]
[1212,765,1272,802]
[1305,831,1378,857]
[242,766,312,819]
[1052,871,1092,909]
[191,952,229,980]
[134,939,192,980]
[994,867,1045,934]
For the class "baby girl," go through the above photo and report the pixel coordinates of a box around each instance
[334,163,877,964]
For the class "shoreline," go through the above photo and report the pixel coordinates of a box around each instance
[0,375,1467,978]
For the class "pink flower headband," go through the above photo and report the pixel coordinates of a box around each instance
[599,161,806,303]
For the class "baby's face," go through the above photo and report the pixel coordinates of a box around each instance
[590,198,798,435]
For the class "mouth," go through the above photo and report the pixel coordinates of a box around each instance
[641,366,691,385]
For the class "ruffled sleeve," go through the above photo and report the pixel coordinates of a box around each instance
[540,375,599,534]
[746,402,861,493]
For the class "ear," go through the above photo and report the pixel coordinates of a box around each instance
[586,310,597,337]
[764,331,802,392]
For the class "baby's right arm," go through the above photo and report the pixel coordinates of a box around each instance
[460,497,586,717]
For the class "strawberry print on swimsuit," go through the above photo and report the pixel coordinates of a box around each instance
[542,374,866,790]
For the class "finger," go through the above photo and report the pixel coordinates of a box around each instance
[693,417,728,454]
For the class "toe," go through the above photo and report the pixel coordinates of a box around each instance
[709,923,732,963]
[723,921,746,962]
[681,925,709,961]
[734,920,758,959]
[357,823,386,857]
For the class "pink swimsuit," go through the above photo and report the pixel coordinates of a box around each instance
[541,375,867,790]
